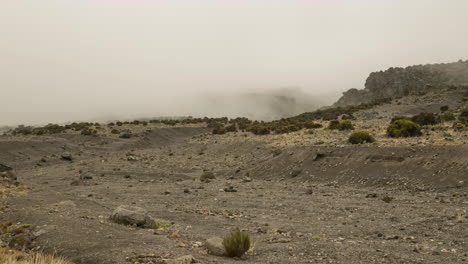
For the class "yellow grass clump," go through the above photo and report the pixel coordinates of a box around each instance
[0,248,72,264]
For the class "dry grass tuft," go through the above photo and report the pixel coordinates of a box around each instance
[0,248,72,264]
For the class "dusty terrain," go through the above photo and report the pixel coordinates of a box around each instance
[0,114,467,264]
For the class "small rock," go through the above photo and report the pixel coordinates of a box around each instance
[110,205,158,228]
[0,163,17,181]
[242,177,253,182]
[169,255,197,264]
[120,133,133,139]
[224,186,238,192]
[382,196,394,203]
[312,152,325,161]
[206,237,227,256]
[290,167,302,178]
[61,152,73,161]
[200,171,216,182]
[80,174,93,180]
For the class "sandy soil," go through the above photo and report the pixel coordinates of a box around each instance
[0,122,467,264]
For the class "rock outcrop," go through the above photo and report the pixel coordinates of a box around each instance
[334,59,468,107]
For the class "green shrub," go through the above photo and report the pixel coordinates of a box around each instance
[452,121,466,130]
[328,120,340,130]
[439,112,455,122]
[349,131,376,144]
[111,129,120,134]
[225,124,237,132]
[459,107,468,122]
[390,116,411,123]
[411,112,439,126]
[223,228,251,258]
[274,124,301,134]
[303,121,323,129]
[341,114,355,120]
[248,124,270,135]
[337,120,354,130]
[81,128,97,136]
[212,127,226,135]
[322,111,339,121]
[387,120,422,137]
[328,120,354,130]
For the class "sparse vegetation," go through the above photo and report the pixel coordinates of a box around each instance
[387,119,422,137]
[81,128,97,136]
[411,112,439,126]
[458,107,468,123]
[247,124,270,135]
[0,248,72,264]
[223,228,251,258]
[439,112,455,122]
[328,120,354,131]
[212,126,227,135]
[348,131,376,144]
[303,121,323,129]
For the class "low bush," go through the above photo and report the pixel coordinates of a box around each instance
[81,128,97,136]
[452,121,466,130]
[439,112,455,122]
[328,120,354,131]
[212,127,226,135]
[348,131,376,144]
[341,114,355,120]
[411,112,439,126]
[248,124,270,135]
[303,121,323,129]
[328,120,340,130]
[225,124,237,133]
[387,120,422,137]
[223,228,251,258]
[459,107,468,122]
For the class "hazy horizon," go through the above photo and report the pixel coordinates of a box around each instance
[1,0,468,126]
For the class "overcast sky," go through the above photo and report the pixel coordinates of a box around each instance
[1,0,467,126]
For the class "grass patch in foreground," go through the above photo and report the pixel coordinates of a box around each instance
[0,248,72,264]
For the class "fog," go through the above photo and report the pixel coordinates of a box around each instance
[1,0,467,126]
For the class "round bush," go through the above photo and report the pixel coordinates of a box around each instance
[387,120,422,137]
[411,112,438,126]
[338,120,354,130]
[439,112,455,122]
[348,131,375,144]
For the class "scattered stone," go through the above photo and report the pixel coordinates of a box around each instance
[382,196,394,203]
[206,237,227,256]
[242,177,253,182]
[312,152,325,161]
[200,171,216,182]
[127,155,139,161]
[120,133,133,139]
[61,152,73,161]
[290,167,302,178]
[224,186,237,192]
[169,255,197,264]
[0,163,16,181]
[80,174,93,180]
[366,193,378,198]
[110,205,159,228]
